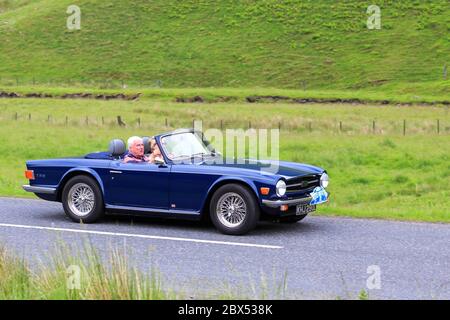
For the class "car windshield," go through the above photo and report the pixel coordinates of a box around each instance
[161,132,212,160]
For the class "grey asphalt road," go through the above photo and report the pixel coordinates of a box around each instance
[0,197,449,299]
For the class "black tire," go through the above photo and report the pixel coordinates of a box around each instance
[62,175,104,223]
[209,183,260,235]
[279,214,307,224]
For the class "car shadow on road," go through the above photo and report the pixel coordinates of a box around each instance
[35,210,323,237]
[105,214,211,231]
[35,210,70,223]
[254,220,323,236]
[102,214,324,237]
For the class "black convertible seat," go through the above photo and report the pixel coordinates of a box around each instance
[84,139,126,160]
[142,136,151,154]
[108,139,126,157]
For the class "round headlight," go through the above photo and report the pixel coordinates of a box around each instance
[276,180,286,197]
[320,173,329,188]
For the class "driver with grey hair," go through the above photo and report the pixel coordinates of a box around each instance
[123,136,150,163]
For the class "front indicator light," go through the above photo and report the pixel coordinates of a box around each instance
[280,205,289,211]
[25,170,35,180]
[260,187,270,195]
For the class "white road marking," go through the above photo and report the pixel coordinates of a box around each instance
[0,223,283,249]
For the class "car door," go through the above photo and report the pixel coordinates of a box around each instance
[104,160,170,210]
[169,163,219,212]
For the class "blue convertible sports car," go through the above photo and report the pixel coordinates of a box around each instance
[23,129,329,235]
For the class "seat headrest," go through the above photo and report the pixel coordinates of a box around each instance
[142,136,151,154]
[108,139,126,156]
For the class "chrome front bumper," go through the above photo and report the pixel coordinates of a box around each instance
[22,185,57,194]
[262,196,312,208]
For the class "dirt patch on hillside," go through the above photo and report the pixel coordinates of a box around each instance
[176,95,237,103]
[0,91,141,101]
[175,95,449,106]
[0,90,448,105]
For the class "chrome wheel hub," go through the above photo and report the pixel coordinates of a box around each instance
[217,192,247,228]
[68,183,95,217]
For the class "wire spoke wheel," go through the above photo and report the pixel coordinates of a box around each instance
[216,192,247,228]
[67,183,95,217]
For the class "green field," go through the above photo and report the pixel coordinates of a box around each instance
[1,98,449,223]
[0,0,449,93]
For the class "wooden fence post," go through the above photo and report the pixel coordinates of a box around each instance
[403,120,406,136]
[117,116,126,126]
[437,119,440,134]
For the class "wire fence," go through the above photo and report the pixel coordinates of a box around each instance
[0,111,448,136]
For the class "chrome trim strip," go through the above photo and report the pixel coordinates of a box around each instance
[22,185,57,194]
[105,204,200,215]
[262,196,312,208]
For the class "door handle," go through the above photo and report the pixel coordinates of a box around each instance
[110,170,122,174]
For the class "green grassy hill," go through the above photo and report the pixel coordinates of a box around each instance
[0,0,449,91]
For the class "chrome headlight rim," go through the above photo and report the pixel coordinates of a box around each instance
[320,172,329,188]
[276,180,287,197]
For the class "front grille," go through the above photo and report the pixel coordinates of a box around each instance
[286,175,320,194]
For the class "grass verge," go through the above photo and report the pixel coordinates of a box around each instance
[0,241,294,300]
[0,243,176,299]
